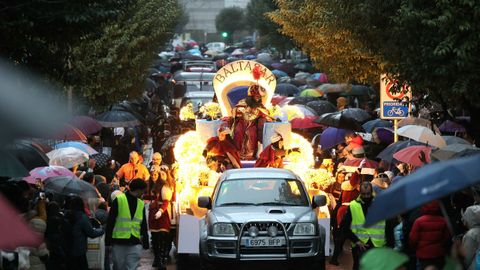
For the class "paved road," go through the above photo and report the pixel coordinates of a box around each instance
[137,243,353,270]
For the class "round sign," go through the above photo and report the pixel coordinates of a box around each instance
[385,82,407,100]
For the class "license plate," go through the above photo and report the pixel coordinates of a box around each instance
[245,237,283,247]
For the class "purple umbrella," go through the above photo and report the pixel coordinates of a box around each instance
[70,116,103,135]
[439,120,466,133]
[320,127,347,150]
[372,127,394,144]
[24,165,75,184]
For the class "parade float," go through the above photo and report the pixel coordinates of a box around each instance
[173,60,333,256]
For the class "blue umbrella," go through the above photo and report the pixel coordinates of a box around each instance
[56,141,98,156]
[275,83,300,97]
[320,127,346,150]
[244,55,256,60]
[376,140,423,163]
[362,119,393,133]
[272,69,288,78]
[365,154,480,226]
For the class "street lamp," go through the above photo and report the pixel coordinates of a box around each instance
[221,32,228,38]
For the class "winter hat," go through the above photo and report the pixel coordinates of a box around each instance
[360,247,408,270]
[462,205,480,228]
[29,218,47,234]
[111,190,122,201]
[270,133,282,144]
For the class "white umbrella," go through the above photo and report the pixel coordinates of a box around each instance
[47,147,89,168]
[397,125,446,148]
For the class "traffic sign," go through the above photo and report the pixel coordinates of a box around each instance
[380,74,412,120]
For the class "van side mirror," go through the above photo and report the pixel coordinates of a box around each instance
[198,196,212,209]
[312,195,327,209]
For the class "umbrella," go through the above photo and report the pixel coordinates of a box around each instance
[307,73,328,86]
[47,147,89,168]
[372,127,394,144]
[271,63,296,75]
[277,76,292,84]
[231,49,244,56]
[256,53,272,65]
[299,89,323,97]
[282,105,317,119]
[271,96,288,106]
[318,83,349,93]
[314,112,364,132]
[431,144,480,161]
[290,116,322,129]
[365,154,480,226]
[0,151,29,177]
[294,63,314,72]
[5,141,50,171]
[397,125,446,148]
[343,157,379,169]
[91,153,110,168]
[204,50,218,56]
[161,135,181,151]
[362,119,393,133]
[289,96,320,105]
[439,120,466,133]
[320,127,346,150]
[24,166,76,184]
[275,83,300,96]
[97,110,141,128]
[442,135,471,146]
[272,69,288,78]
[393,145,432,167]
[341,108,371,124]
[56,141,98,156]
[377,140,424,163]
[70,116,102,135]
[398,117,440,134]
[51,124,87,141]
[0,194,42,250]
[44,176,98,199]
[305,100,336,116]
[292,72,311,85]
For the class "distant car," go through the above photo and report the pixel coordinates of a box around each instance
[206,42,226,52]
[181,91,215,112]
[198,168,327,270]
[172,71,216,93]
[183,60,217,72]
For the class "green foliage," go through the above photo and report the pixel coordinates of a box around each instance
[245,0,294,53]
[215,7,245,43]
[71,0,181,107]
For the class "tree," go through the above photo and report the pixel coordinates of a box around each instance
[269,0,384,84]
[71,0,181,107]
[245,0,294,55]
[215,7,245,44]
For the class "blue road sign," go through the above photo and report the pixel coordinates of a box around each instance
[382,101,408,118]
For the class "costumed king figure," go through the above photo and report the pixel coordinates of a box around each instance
[203,123,242,172]
[255,133,299,168]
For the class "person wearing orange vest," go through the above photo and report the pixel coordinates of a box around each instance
[105,179,148,270]
[340,182,394,270]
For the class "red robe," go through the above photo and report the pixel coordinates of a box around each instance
[205,136,241,169]
[254,144,286,168]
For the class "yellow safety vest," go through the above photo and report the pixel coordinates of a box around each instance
[350,199,385,247]
[112,193,144,239]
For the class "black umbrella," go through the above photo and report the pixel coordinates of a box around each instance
[91,153,110,169]
[314,112,364,132]
[161,135,181,152]
[44,176,98,199]
[294,63,314,72]
[275,83,300,97]
[376,140,424,163]
[5,140,50,171]
[289,96,321,105]
[341,108,371,123]
[305,100,336,116]
[0,151,29,177]
[97,110,141,128]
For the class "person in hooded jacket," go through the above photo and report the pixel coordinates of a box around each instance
[462,205,480,270]
[409,200,451,270]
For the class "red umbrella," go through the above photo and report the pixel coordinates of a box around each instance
[52,124,87,141]
[271,96,288,106]
[343,157,379,168]
[70,116,103,135]
[393,145,432,167]
[291,116,323,129]
[0,194,42,250]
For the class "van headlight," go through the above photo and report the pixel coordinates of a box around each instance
[293,223,316,236]
[212,223,235,236]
